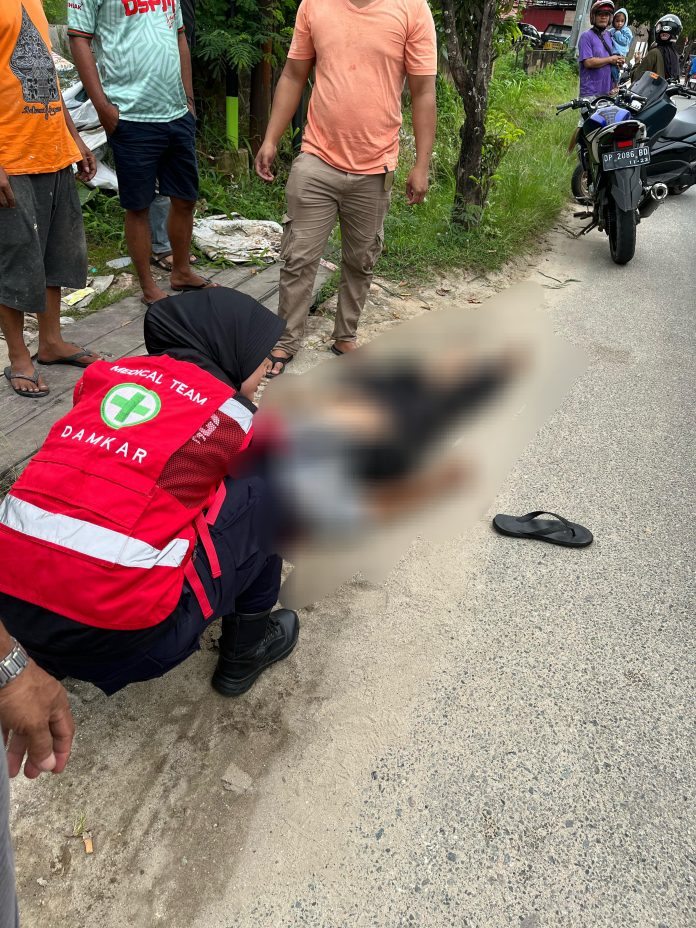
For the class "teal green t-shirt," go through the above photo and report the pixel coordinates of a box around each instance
[68,0,187,123]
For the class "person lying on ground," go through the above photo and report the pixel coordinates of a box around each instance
[68,0,215,308]
[250,349,520,547]
[0,617,75,927]
[0,0,101,400]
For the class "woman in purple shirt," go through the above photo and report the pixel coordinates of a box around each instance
[579,0,625,97]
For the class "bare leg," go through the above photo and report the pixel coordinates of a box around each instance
[0,303,46,394]
[125,207,168,305]
[35,287,100,364]
[168,197,215,290]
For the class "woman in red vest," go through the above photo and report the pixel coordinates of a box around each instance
[0,288,299,698]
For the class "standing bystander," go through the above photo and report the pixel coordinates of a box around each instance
[149,0,199,273]
[578,1,625,98]
[255,0,437,375]
[0,0,99,399]
[68,0,214,307]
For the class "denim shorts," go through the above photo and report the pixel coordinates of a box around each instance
[108,111,199,211]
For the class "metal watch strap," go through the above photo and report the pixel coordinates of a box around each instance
[0,638,29,689]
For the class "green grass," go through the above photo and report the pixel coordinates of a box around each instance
[43,0,67,24]
[379,57,580,279]
[194,55,579,282]
[73,54,580,292]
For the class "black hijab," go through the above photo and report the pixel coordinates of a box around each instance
[144,288,286,390]
[656,37,680,80]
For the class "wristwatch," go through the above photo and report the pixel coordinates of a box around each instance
[0,638,29,689]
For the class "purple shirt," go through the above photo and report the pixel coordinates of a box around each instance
[578,29,613,97]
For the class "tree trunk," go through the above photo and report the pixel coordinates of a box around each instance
[249,40,273,155]
[248,0,273,155]
[441,0,499,227]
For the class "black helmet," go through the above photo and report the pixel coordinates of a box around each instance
[655,14,682,40]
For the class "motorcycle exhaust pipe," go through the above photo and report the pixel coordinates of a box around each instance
[638,183,669,218]
[650,182,668,201]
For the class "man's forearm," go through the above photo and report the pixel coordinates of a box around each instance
[69,36,111,112]
[178,33,194,105]
[411,85,436,168]
[584,56,614,69]
[265,70,309,145]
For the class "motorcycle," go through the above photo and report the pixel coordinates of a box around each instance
[571,73,696,201]
[558,96,663,265]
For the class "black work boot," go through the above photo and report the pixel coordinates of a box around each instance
[211,609,299,697]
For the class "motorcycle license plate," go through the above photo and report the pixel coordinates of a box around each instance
[602,147,650,171]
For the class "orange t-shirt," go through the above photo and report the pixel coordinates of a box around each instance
[289,0,437,174]
[0,0,80,176]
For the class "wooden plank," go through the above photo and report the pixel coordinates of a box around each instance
[209,266,256,289]
[233,264,282,302]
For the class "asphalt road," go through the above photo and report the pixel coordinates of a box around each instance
[9,190,694,928]
[200,190,694,928]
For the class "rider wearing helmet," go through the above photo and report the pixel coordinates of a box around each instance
[578,1,626,97]
[632,14,683,80]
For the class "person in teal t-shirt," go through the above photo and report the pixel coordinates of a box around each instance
[68,1,215,307]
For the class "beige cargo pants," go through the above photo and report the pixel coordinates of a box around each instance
[276,153,392,355]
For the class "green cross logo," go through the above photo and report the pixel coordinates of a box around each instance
[101,383,161,430]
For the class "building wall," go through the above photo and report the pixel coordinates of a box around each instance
[522,6,576,32]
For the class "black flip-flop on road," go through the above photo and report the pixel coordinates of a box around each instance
[492,510,593,548]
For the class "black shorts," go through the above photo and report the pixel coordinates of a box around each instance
[0,167,87,313]
[109,112,199,211]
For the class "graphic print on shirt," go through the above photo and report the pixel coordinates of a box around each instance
[9,5,60,120]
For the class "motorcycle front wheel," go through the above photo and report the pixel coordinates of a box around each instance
[607,204,636,265]
[571,164,591,204]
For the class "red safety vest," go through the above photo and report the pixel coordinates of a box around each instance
[0,355,253,630]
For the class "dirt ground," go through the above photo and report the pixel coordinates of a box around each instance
[11,212,691,928]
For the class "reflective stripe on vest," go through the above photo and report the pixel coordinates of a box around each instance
[0,496,189,569]
[218,397,253,433]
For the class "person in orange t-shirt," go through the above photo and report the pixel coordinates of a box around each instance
[0,0,99,399]
[255,0,437,374]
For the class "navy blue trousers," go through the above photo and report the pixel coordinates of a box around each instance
[30,477,282,695]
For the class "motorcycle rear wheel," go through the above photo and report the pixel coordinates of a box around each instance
[607,204,636,265]
[571,164,591,204]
